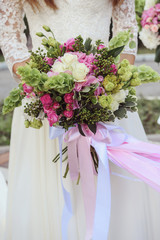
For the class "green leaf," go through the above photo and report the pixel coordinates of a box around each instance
[81,86,91,92]
[107,46,125,57]
[114,107,127,119]
[84,38,92,52]
[78,124,86,136]
[125,101,136,107]
[88,124,97,134]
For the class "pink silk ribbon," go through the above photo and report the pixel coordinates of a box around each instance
[50,123,160,240]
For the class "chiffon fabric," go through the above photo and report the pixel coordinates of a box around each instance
[0,0,160,239]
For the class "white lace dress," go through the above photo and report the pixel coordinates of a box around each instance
[1,0,160,239]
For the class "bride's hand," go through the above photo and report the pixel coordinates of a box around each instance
[13,58,30,79]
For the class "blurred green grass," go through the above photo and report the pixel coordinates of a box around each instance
[0,99,160,146]
[0,103,13,145]
[138,98,160,134]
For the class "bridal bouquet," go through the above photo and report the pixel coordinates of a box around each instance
[139,0,160,62]
[2,26,160,240]
[2,26,160,134]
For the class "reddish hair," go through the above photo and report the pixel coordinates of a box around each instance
[27,0,122,10]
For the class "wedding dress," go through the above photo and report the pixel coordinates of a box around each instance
[1,0,160,239]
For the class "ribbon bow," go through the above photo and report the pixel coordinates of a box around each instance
[50,123,160,240]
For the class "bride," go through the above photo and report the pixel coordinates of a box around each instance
[1,0,160,239]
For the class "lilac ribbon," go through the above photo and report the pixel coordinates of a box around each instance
[50,123,160,240]
[49,127,72,240]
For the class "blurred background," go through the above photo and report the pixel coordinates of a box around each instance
[0,16,160,182]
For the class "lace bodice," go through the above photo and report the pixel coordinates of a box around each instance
[0,0,138,80]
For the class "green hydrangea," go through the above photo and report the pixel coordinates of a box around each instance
[98,95,113,109]
[44,72,75,94]
[118,59,133,82]
[17,65,41,87]
[17,65,49,92]
[2,88,23,114]
[109,31,130,50]
[137,65,160,83]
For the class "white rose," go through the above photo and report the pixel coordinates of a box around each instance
[71,62,89,82]
[112,90,126,103]
[110,100,119,112]
[144,0,156,10]
[139,28,160,49]
[52,61,66,73]
[61,53,78,68]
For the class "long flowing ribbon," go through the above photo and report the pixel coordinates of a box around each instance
[50,123,160,240]
[49,127,72,240]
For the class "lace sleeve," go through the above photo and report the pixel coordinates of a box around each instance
[112,0,138,56]
[0,0,30,80]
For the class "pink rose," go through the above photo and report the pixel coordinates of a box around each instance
[110,64,117,75]
[47,111,59,126]
[63,110,74,118]
[23,83,34,94]
[97,44,105,50]
[43,106,53,114]
[53,102,60,109]
[150,24,159,32]
[64,38,76,51]
[44,57,54,66]
[40,94,53,106]
[64,93,74,104]
[66,103,73,111]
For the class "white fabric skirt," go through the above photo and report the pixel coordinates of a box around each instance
[4,107,160,240]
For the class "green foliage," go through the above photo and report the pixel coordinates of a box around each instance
[29,49,51,73]
[0,103,13,145]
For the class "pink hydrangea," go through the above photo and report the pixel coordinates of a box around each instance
[40,94,53,106]
[155,3,160,12]
[74,75,100,92]
[63,110,74,118]
[64,38,76,51]
[94,87,105,96]
[44,57,54,66]
[97,44,105,50]
[53,102,60,109]
[64,92,74,104]
[47,71,59,77]
[47,111,59,126]
[23,83,34,94]
[72,52,98,74]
